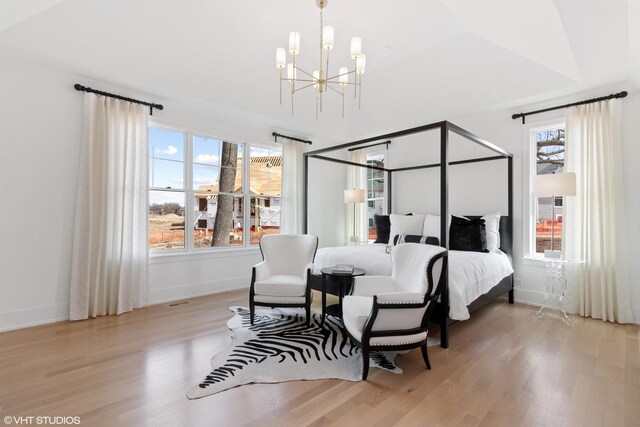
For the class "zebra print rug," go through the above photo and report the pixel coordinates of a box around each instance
[187,306,403,399]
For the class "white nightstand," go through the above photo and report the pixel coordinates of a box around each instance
[533,258,582,325]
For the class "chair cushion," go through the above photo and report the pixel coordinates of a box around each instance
[254,275,306,297]
[370,331,427,346]
[344,295,430,343]
[343,296,374,341]
[253,295,308,305]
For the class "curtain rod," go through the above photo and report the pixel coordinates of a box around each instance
[347,140,391,152]
[271,132,312,145]
[512,91,627,124]
[74,84,164,115]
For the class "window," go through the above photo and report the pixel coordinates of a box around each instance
[148,125,282,253]
[529,125,565,256]
[149,128,186,251]
[366,151,385,241]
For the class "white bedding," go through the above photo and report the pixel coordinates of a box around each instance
[313,243,513,321]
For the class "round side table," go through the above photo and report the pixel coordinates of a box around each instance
[320,267,366,323]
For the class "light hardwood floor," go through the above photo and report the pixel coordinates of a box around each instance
[0,290,638,427]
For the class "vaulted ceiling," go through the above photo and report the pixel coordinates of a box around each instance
[1,0,637,140]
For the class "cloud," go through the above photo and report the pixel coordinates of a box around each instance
[164,145,178,155]
[156,145,178,156]
[197,154,219,164]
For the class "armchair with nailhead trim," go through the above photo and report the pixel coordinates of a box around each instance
[342,243,448,380]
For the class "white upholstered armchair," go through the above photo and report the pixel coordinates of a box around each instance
[342,243,448,380]
[249,234,319,326]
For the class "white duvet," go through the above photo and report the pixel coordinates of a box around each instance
[313,243,513,321]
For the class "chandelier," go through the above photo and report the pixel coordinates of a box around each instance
[275,0,366,118]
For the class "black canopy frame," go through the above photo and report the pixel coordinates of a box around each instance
[302,120,514,349]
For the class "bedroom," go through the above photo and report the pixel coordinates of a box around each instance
[1,0,639,426]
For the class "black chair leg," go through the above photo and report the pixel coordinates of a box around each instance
[362,345,370,380]
[250,301,255,325]
[305,304,311,327]
[421,344,431,370]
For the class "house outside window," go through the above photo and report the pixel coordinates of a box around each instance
[366,151,385,241]
[528,124,565,256]
[148,125,281,253]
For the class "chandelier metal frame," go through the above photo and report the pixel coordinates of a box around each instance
[275,0,366,118]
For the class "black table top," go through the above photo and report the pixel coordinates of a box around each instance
[320,267,366,277]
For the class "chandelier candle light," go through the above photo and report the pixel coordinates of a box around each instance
[275,0,366,118]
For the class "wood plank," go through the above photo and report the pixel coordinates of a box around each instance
[0,291,638,426]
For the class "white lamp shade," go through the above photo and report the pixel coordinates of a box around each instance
[350,37,362,59]
[289,31,300,55]
[533,172,576,197]
[322,26,334,50]
[338,67,349,85]
[276,48,286,68]
[344,189,365,203]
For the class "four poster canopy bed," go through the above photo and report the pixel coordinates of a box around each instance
[302,121,515,349]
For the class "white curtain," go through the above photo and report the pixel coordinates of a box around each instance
[280,139,303,234]
[563,100,633,323]
[70,93,149,320]
[346,150,368,242]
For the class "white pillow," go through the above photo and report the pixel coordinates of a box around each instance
[422,214,452,240]
[482,212,501,252]
[389,213,426,246]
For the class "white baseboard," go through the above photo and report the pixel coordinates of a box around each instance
[513,289,640,325]
[0,276,250,333]
[150,275,250,305]
[513,288,553,308]
[0,303,70,333]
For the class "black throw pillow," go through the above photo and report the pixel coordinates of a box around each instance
[373,214,391,244]
[392,235,439,245]
[449,216,489,253]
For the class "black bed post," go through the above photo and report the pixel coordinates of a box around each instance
[303,154,309,234]
[440,122,450,349]
[387,170,393,214]
[507,156,514,304]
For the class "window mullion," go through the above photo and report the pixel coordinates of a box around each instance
[186,131,194,252]
[243,143,250,247]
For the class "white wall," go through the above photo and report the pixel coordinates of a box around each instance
[389,130,509,215]
[307,155,348,248]
[0,57,83,330]
[0,54,330,331]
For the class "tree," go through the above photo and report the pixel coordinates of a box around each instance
[536,129,564,166]
[211,141,238,246]
[149,202,182,215]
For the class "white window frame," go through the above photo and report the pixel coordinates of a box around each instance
[148,122,189,254]
[523,119,566,260]
[148,119,281,257]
